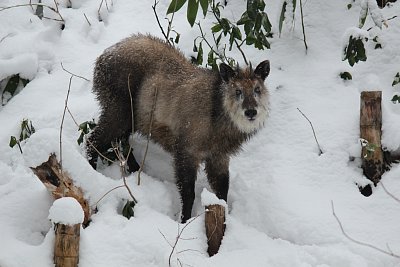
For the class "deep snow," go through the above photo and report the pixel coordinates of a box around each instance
[1,0,400,266]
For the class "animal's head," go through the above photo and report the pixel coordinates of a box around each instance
[219,60,270,134]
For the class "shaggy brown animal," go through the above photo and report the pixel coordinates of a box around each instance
[87,34,270,222]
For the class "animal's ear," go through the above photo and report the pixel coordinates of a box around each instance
[219,63,235,82]
[254,60,270,81]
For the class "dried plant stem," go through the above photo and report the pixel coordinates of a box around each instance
[152,0,170,45]
[299,0,308,52]
[1,2,65,23]
[297,108,323,155]
[159,212,205,267]
[84,13,91,26]
[137,87,158,185]
[380,182,400,203]
[59,75,73,170]
[331,201,400,259]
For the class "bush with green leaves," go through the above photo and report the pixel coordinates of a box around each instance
[9,119,35,154]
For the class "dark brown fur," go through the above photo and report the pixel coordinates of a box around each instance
[87,34,270,222]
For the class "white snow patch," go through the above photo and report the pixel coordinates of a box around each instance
[48,197,84,225]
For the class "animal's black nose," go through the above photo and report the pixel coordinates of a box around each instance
[245,109,257,119]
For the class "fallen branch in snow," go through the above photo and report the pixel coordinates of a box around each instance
[297,108,323,155]
[31,153,91,226]
[331,201,400,259]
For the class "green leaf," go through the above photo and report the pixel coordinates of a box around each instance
[187,0,199,27]
[393,73,400,86]
[211,23,222,33]
[391,94,400,103]
[122,200,135,219]
[220,18,231,35]
[3,74,20,99]
[167,0,187,14]
[232,26,242,41]
[340,71,352,80]
[237,11,251,25]
[196,41,203,65]
[261,12,272,32]
[199,0,208,17]
[279,1,287,36]
[207,50,214,66]
[359,4,368,28]
[174,33,181,44]
[347,3,352,9]
[9,136,18,148]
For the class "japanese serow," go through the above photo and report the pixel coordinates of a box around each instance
[87,34,270,222]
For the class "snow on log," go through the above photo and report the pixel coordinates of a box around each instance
[201,189,226,257]
[30,153,90,225]
[360,91,384,196]
[50,198,83,267]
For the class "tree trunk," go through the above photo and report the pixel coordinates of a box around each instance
[360,91,384,196]
[54,223,80,267]
[205,204,225,256]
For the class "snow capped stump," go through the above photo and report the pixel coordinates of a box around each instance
[49,197,84,267]
[201,189,227,257]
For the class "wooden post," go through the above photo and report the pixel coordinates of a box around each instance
[205,204,226,257]
[360,91,384,196]
[54,223,80,267]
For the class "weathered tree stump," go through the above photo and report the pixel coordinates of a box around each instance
[30,153,90,225]
[31,153,89,267]
[205,204,226,256]
[360,91,384,196]
[54,223,80,267]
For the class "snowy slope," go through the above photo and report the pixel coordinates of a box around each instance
[1,0,400,266]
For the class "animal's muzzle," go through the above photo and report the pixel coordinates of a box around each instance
[244,109,257,120]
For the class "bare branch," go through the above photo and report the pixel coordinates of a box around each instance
[152,0,171,45]
[84,13,91,26]
[297,108,323,155]
[0,3,65,23]
[380,182,400,204]
[60,62,90,82]
[299,0,308,52]
[137,86,158,185]
[331,201,400,258]
[59,75,73,170]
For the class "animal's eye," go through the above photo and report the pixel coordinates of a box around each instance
[254,86,261,95]
[235,89,243,97]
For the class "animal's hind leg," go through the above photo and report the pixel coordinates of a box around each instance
[205,156,230,201]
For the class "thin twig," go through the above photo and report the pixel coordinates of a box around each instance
[331,201,400,259]
[152,0,171,45]
[161,212,205,267]
[60,62,90,82]
[59,75,73,170]
[297,108,323,155]
[84,13,91,26]
[125,73,135,168]
[1,3,65,23]
[92,185,125,208]
[299,0,308,53]
[381,182,400,203]
[137,87,158,185]
[0,33,13,44]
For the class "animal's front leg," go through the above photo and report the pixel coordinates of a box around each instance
[174,151,198,223]
[205,156,230,201]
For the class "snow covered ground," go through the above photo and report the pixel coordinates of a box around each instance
[1,0,400,266]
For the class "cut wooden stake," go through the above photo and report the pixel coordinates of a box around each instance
[205,204,226,256]
[54,223,81,267]
[30,153,90,225]
[360,91,384,196]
